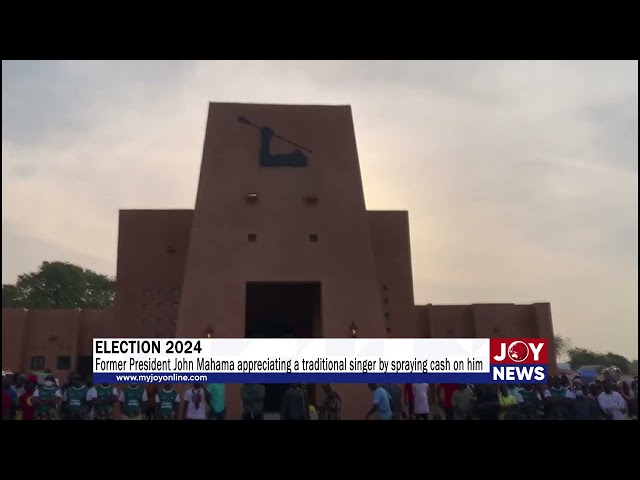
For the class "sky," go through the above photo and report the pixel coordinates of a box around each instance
[2,60,638,359]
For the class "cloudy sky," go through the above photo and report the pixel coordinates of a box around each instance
[2,60,638,359]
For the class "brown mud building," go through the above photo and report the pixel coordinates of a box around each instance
[2,103,557,419]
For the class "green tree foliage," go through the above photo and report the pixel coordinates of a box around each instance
[554,334,572,359]
[568,347,633,374]
[2,261,115,309]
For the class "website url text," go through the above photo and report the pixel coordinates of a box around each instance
[114,374,209,383]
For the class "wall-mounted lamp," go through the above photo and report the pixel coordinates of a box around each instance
[304,193,318,204]
[205,327,214,338]
[350,322,358,338]
[246,193,259,202]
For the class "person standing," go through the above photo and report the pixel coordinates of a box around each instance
[62,375,89,420]
[366,383,392,420]
[436,383,457,420]
[569,383,601,420]
[2,370,17,420]
[412,383,430,420]
[281,384,309,420]
[543,376,575,420]
[451,384,475,420]
[87,383,118,420]
[498,385,518,420]
[155,384,180,420]
[318,384,342,420]
[18,375,38,420]
[518,384,543,420]
[597,380,628,420]
[118,384,148,420]
[207,383,226,420]
[32,375,62,420]
[183,383,207,420]
[404,383,415,419]
[241,383,265,420]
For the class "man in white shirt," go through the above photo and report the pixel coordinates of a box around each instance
[597,380,628,420]
[183,383,207,420]
[412,383,430,420]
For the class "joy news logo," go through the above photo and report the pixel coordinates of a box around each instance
[489,338,548,383]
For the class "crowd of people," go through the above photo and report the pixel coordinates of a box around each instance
[2,368,638,420]
[372,374,638,421]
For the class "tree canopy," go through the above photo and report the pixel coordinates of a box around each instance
[554,334,635,374]
[2,261,115,309]
[554,334,573,358]
[567,347,634,373]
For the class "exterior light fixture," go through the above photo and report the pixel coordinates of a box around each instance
[205,327,214,338]
[246,193,258,202]
[350,322,358,338]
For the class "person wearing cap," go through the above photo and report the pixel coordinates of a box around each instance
[18,375,38,420]
[32,375,62,420]
[62,375,90,420]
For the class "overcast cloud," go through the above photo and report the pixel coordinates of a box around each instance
[2,60,637,358]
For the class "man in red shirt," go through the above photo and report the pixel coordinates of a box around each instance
[18,375,38,420]
[437,383,458,420]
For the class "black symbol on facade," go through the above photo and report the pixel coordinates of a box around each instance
[237,116,310,167]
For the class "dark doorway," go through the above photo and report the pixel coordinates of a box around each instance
[245,282,321,413]
[77,356,93,382]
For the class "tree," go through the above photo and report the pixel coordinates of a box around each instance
[568,347,633,374]
[554,334,572,359]
[2,261,115,309]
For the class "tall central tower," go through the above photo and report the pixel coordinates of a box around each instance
[176,103,390,419]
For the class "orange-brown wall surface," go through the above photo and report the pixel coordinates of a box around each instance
[368,211,417,338]
[1,102,558,418]
[176,103,391,419]
[1,308,114,381]
[114,209,193,338]
[416,303,558,373]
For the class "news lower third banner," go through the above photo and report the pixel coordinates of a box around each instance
[92,338,549,384]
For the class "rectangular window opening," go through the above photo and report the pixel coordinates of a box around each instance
[309,234,319,243]
[57,355,71,370]
[31,356,45,370]
[248,233,257,242]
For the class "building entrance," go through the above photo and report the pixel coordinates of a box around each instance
[244,282,321,413]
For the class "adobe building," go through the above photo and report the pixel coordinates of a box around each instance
[1,102,557,419]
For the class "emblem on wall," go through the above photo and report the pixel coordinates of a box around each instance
[237,116,311,167]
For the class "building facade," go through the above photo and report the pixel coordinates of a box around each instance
[2,103,557,419]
